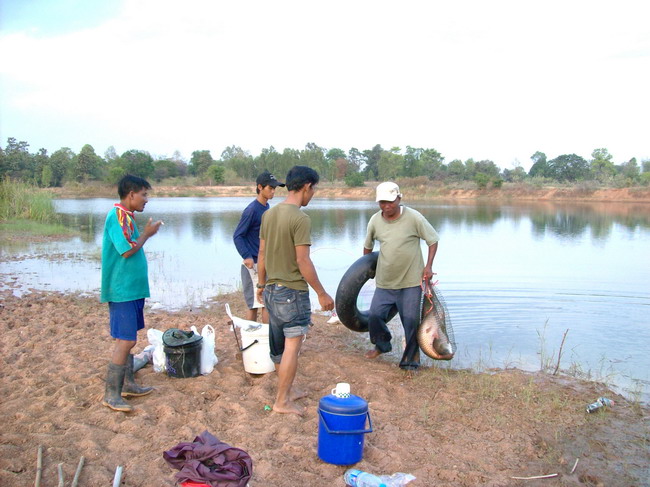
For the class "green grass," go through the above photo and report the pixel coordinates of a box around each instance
[0,179,76,242]
[0,220,75,248]
[0,219,71,235]
[0,179,60,223]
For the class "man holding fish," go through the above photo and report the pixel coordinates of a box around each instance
[363,182,439,371]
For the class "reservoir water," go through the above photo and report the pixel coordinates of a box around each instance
[1,196,648,402]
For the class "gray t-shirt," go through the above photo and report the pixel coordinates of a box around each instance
[364,206,439,289]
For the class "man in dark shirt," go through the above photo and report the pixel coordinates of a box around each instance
[233,171,285,322]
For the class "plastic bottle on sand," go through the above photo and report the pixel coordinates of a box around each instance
[344,469,416,487]
[344,470,386,487]
[586,397,613,413]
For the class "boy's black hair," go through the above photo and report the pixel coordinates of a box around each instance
[285,166,319,192]
[118,174,152,199]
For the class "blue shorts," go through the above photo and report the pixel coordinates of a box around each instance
[263,284,311,363]
[108,299,145,341]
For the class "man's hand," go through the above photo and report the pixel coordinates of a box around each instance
[243,258,254,269]
[256,287,264,303]
[422,266,436,282]
[318,292,335,312]
[143,217,163,238]
[123,218,162,258]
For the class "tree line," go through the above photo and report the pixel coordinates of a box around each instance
[1,137,648,188]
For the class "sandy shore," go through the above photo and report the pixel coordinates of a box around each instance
[0,290,648,486]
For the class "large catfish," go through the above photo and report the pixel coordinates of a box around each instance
[417,283,454,360]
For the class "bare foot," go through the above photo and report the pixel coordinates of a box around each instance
[403,369,419,379]
[365,349,381,359]
[273,401,306,416]
[291,387,308,400]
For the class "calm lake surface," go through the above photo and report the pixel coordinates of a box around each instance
[1,197,649,402]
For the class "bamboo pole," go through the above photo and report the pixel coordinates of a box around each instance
[112,465,123,487]
[511,473,559,480]
[57,463,64,487]
[34,445,43,487]
[71,456,85,487]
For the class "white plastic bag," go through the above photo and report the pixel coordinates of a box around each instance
[225,303,262,331]
[133,344,155,372]
[147,328,166,373]
[200,325,218,375]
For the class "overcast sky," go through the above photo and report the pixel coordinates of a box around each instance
[1,0,649,170]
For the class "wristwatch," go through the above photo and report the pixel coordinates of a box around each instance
[256,283,266,289]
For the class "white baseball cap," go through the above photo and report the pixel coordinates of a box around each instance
[375,182,402,202]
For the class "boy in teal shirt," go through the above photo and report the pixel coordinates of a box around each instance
[101,174,163,412]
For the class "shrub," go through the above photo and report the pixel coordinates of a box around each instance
[207,164,225,184]
[344,172,365,187]
[575,180,599,194]
[474,173,490,189]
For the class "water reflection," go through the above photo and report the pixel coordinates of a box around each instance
[53,198,650,248]
[523,202,648,240]
[414,200,650,242]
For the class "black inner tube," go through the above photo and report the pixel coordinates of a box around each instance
[335,251,398,332]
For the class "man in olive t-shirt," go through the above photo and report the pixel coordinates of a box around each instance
[363,181,439,371]
[256,166,334,416]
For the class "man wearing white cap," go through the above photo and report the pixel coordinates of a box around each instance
[363,182,439,371]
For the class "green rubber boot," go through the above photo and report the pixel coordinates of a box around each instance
[122,354,154,398]
[102,363,133,412]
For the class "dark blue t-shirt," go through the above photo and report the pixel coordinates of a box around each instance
[233,199,269,263]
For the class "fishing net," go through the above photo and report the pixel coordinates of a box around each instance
[418,282,456,360]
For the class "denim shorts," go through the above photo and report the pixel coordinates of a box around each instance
[263,284,312,363]
[108,299,145,341]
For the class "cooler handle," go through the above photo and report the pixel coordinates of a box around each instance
[318,409,373,435]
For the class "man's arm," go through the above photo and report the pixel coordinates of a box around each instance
[363,218,375,255]
[122,218,162,258]
[233,210,255,266]
[422,241,438,282]
[295,245,334,311]
[255,239,266,303]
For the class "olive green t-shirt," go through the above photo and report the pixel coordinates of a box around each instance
[260,203,311,291]
[364,206,439,289]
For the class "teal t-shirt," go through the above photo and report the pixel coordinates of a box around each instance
[100,204,150,303]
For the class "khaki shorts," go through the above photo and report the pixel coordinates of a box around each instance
[241,264,264,309]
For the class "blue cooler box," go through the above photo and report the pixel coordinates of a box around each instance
[318,393,373,465]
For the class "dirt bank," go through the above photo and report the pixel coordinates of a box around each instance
[0,290,648,486]
[45,183,650,203]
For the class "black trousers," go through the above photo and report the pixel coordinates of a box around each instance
[368,285,422,370]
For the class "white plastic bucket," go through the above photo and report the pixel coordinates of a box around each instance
[240,324,276,374]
